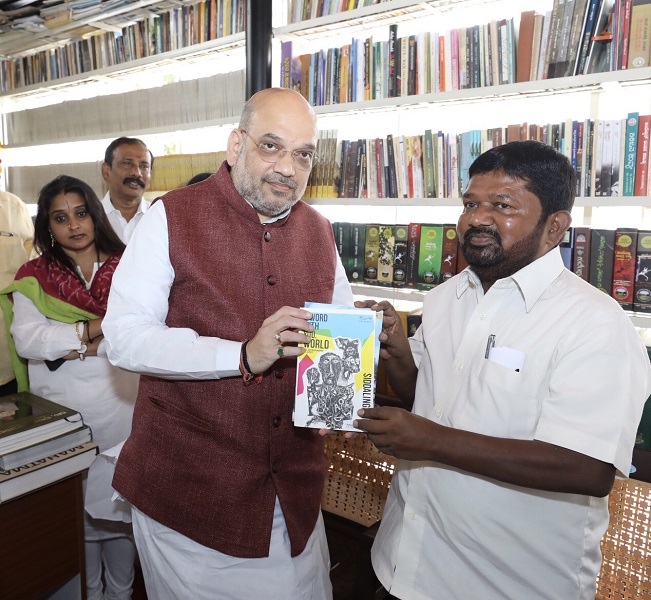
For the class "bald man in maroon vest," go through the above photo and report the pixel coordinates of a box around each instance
[103,88,354,600]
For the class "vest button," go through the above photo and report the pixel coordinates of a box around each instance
[271,461,279,474]
[274,369,285,379]
[264,231,271,242]
[267,275,277,285]
[273,416,281,428]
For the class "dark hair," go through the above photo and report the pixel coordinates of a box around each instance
[34,175,126,279]
[104,136,154,169]
[468,140,576,220]
[186,172,214,186]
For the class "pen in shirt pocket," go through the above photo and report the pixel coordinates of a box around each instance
[484,334,496,359]
[0,231,16,237]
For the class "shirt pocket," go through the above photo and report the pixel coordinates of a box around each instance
[458,357,541,439]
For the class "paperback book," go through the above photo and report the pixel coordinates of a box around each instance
[294,303,382,432]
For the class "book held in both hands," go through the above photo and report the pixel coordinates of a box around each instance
[294,303,382,432]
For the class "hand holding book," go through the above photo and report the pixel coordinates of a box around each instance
[240,306,315,377]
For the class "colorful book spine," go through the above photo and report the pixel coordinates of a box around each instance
[572,226,592,281]
[634,230,651,312]
[612,228,638,310]
[623,112,639,195]
[363,224,380,285]
[440,224,459,282]
[417,224,444,290]
[589,228,616,294]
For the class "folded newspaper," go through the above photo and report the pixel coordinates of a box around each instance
[294,303,382,431]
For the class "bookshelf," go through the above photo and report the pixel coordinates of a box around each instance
[271,0,651,325]
[0,0,247,96]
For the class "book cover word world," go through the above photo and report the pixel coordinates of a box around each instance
[294,303,381,431]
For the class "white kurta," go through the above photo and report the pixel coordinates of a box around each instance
[11,280,138,522]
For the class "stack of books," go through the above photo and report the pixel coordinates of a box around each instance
[0,392,96,503]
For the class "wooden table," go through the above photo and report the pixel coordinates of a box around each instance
[0,473,86,600]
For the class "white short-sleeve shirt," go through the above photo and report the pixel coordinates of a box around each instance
[372,247,651,600]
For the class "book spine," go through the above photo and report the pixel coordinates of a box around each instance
[627,0,651,68]
[392,225,409,288]
[364,224,380,285]
[634,230,651,311]
[589,228,616,293]
[350,222,366,283]
[634,114,650,195]
[417,224,444,290]
[406,222,421,288]
[623,112,639,195]
[612,228,638,309]
[440,224,459,282]
[572,226,592,280]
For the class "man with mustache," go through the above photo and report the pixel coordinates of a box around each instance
[101,136,153,243]
[103,88,353,599]
[355,140,651,600]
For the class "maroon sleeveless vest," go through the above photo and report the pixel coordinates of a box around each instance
[113,163,337,557]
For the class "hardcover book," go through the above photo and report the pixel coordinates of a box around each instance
[612,228,639,310]
[0,442,98,504]
[589,228,616,294]
[0,425,92,471]
[364,224,380,285]
[377,225,396,287]
[0,393,84,454]
[392,225,409,288]
[417,224,444,290]
[572,227,591,280]
[349,222,366,284]
[294,304,382,431]
[634,230,651,312]
[440,224,459,282]
[623,112,639,195]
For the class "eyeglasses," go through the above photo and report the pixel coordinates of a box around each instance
[240,130,316,171]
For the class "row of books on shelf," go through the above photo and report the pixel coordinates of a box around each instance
[306,114,651,200]
[334,222,651,315]
[0,393,96,503]
[0,0,246,92]
[287,0,394,24]
[280,1,650,106]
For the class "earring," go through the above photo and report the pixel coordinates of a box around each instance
[50,231,55,247]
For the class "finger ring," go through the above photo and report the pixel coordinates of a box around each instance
[277,348,284,357]
[274,333,282,343]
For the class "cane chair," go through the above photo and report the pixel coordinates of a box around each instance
[321,433,397,600]
[596,477,651,599]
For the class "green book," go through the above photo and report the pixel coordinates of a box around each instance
[417,224,444,290]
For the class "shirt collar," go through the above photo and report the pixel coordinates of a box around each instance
[456,246,566,312]
[101,192,149,216]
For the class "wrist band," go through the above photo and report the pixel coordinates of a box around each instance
[240,340,263,384]
[84,320,94,343]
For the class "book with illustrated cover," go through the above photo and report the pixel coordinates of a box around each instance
[294,303,382,432]
[0,393,84,454]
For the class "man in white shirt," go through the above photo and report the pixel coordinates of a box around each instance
[100,137,153,243]
[355,140,651,600]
